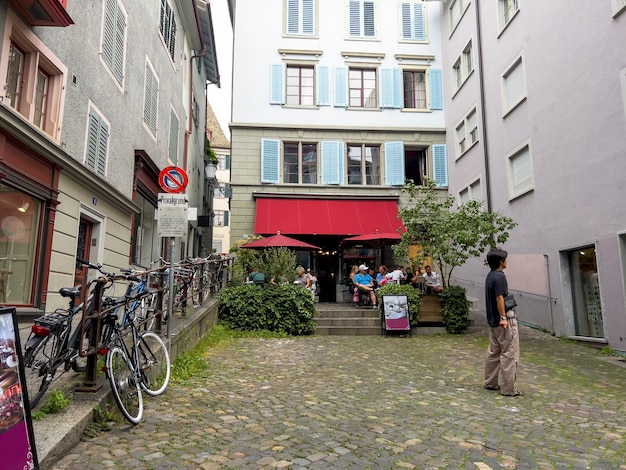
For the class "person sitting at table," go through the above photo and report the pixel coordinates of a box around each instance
[353,264,377,307]
[423,265,443,293]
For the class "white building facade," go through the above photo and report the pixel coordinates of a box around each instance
[229,0,449,301]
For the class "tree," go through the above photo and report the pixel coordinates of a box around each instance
[393,179,517,287]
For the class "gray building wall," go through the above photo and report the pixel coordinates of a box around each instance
[442,1,626,350]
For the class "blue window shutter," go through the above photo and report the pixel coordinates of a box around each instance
[363,1,375,37]
[393,68,403,109]
[349,1,360,36]
[321,141,345,185]
[270,64,284,105]
[380,69,394,108]
[302,0,314,34]
[429,69,443,110]
[287,0,299,33]
[385,141,405,186]
[432,144,448,187]
[334,67,347,107]
[317,66,330,106]
[261,139,280,183]
[226,154,231,169]
[224,211,229,227]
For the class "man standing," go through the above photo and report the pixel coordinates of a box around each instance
[483,249,521,397]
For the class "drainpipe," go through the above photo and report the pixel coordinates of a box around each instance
[545,254,555,334]
[474,0,493,213]
[183,2,207,171]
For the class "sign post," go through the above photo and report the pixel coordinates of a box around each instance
[157,165,188,344]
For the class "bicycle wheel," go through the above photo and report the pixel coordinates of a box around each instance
[137,332,170,397]
[23,336,54,409]
[106,345,143,424]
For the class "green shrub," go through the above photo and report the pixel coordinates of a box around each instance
[216,284,316,335]
[376,284,421,326]
[440,285,470,334]
[228,247,297,286]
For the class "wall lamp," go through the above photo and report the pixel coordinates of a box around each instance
[17,201,29,213]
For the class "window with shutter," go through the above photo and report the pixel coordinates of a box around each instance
[432,144,448,187]
[143,62,159,136]
[502,55,526,115]
[508,144,533,199]
[401,2,425,41]
[102,0,126,86]
[384,141,405,186]
[261,139,280,183]
[349,0,375,38]
[286,0,315,35]
[321,141,345,185]
[85,107,109,178]
[159,0,176,61]
[429,69,443,110]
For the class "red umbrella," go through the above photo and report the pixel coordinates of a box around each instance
[240,231,321,250]
[342,231,403,266]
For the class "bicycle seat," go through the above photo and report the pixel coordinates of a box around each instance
[59,285,82,299]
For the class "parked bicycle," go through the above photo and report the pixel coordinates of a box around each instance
[22,282,102,408]
[95,270,171,424]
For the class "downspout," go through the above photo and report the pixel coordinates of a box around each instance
[183,2,207,171]
[474,0,492,213]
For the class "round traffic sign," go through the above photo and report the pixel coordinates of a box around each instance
[159,166,188,193]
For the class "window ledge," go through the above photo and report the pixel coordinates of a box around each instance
[278,49,323,57]
[341,51,385,60]
[8,0,73,27]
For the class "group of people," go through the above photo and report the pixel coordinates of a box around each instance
[348,263,444,307]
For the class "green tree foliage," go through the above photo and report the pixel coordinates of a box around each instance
[216,284,316,335]
[393,178,517,287]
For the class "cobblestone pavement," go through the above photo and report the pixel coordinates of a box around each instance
[52,326,626,470]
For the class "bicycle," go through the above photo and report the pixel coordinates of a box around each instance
[97,272,171,424]
[23,284,98,408]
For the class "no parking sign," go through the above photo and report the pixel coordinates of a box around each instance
[158,166,188,193]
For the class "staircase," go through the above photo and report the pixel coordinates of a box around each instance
[315,296,446,335]
[315,303,382,335]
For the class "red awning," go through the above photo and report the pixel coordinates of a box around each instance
[254,199,405,236]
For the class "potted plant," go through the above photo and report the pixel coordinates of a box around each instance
[205,138,219,179]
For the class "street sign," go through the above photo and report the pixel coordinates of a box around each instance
[158,166,188,193]
[157,193,188,238]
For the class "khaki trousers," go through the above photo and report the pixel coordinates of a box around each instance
[484,318,519,395]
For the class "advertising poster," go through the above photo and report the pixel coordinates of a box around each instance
[382,294,411,332]
[0,307,38,469]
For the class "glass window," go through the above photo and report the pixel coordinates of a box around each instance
[349,0,375,38]
[403,71,426,109]
[0,188,41,305]
[502,56,526,113]
[283,142,318,184]
[508,144,533,198]
[347,144,380,185]
[286,65,314,106]
[34,69,49,129]
[133,193,160,268]
[159,0,177,60]
[569,247,604,338]
[6,42,25,110]
[349,68,377,108]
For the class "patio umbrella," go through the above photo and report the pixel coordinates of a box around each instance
[342,231,403,267]
[240,231,321,251]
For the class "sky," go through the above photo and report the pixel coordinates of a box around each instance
[206,0,233,139]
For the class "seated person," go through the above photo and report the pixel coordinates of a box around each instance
[247,268,265,286]
[353,264,377,307]
[423,265,443,293]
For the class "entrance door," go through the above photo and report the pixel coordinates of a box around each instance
[74,218,93,288]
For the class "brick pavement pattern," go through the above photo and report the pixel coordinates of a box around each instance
[52,327,626,470]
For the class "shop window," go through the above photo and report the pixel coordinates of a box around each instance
[0,188,41,305]
[568,246,604,338]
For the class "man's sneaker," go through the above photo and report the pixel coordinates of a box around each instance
[502,389,523,397]
[483,385,500,391]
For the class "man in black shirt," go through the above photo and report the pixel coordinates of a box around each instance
[483,249,521,396]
